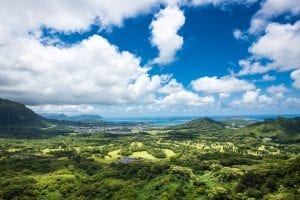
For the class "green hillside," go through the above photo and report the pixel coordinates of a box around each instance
[0,98,44,127]
[172,117,226,130]
[166,118,226,139]
[233,117,300,143]
[249,117,300,135]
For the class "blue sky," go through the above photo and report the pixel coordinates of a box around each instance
[0,0,300,116]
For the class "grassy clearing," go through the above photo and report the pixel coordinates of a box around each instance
[163,149,176,157]
[92,149,122,164]
[107,149,121,158]
[41,148,63,154]
[145,130,170,135]
[130,142,143,148]
[7,148,20,152]
[131,151,157,160]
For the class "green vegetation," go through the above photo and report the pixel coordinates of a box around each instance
[0,99,299,199]
[0,127,299,199]
[0,98,45,127]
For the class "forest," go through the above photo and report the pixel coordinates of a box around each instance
[0,120,299,199]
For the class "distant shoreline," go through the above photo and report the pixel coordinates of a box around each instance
[100,114,300,126]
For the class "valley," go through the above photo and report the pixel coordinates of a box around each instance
[0,99,299,199]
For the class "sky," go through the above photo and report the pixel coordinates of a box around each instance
[0,0,300,116]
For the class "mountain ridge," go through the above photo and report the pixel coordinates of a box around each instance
[40,113,103,122]
[0,98,45,127]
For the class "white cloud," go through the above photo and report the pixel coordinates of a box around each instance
[190,0,258,7]
[0,0,161,36]
[258,94,273,105]
[267,84,287,98]
[0,34,166,105]
[233,29,247,40]
[249,0,300,34]
[291,69,300,89]
[158,78,184,94]
[262,74,276,81]
[191,76,255,95]
[231,85,290,108]
[0,0,232,113]
[157,90,215,106]
[238,21,300,75]
[286,97,300,105]
[232,90,274,106]
[1,0,299,115]
[150,6,185,65]
[156,79,215,106]
[29,104,99,115]
[250,21,300,70]
[267,84,287,94]
[242,90,259,104]
[237,59,270,76]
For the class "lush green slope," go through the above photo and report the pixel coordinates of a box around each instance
[0,98,44,127]
[0,99,73,138]
[166,118,226,139]
[221,117,300,143]
[171,117,226,130]
[248,117,300,135]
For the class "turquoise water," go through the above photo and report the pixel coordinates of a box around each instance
[103,114,300,126]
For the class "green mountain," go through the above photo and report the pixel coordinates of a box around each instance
[166,118,227,139]
[172,117,226,130]
[0,98,44,127]
[249,117,300,135]
[242,117,300,142]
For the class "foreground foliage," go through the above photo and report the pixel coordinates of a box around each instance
[0,127,299,200]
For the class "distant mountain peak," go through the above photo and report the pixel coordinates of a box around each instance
[172,117,226,129]
[40,113,103,122]
[0,98,44,126]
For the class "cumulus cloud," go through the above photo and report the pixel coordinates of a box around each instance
[191,76,255,96]
[157,90,215,106]
[232,85,289,108]
[267,84,287,98]
[291,69,300,89]
[237,59,271,76]
[158,78,184,94]
[1,0,299,115]
[0,35,166,105]
[241,90,259,104]
[0,0,161,35]
[267,84,287,94]
[235,0,300,83]
[233,29,247,40]
[232,90,274,107]
[29,104,99,115]
[249,0,300,34]
[237,21,300,75]
[150,6,185,65]
[250,21,300,70]
[262,74,276,81]
[1,0,240,115]
[0,0,207,109]
[190,0,258,7]
[156,79,215,106]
